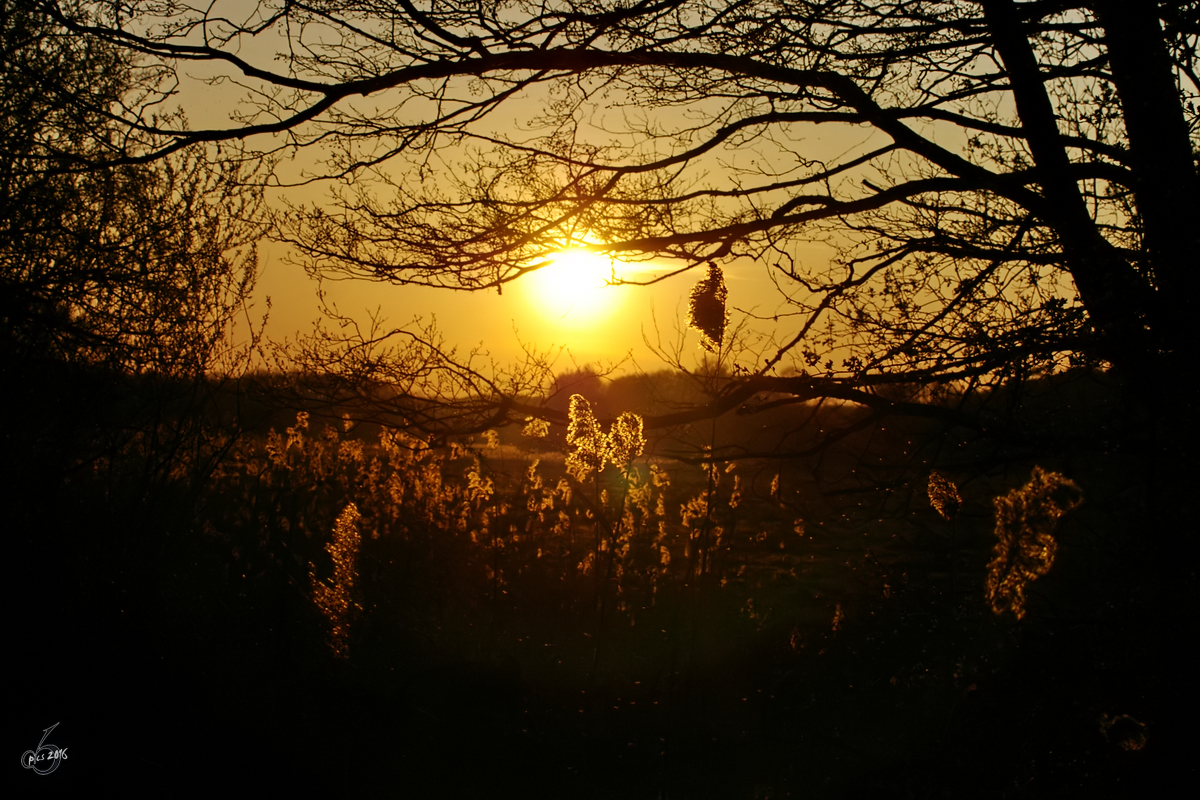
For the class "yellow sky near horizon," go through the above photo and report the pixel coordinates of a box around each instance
[251,236,826,374]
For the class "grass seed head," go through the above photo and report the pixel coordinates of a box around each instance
[985,467,1083,619]
[310,502,363,658]
[521,416,550,438]
[566,394,606,481]
[607,412,646,469]
[928,470,962,521]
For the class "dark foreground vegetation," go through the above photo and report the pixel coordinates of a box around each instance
[9,363,1188,797]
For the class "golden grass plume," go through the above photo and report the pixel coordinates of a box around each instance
[985,467,1083,620]
[310,502,363,658]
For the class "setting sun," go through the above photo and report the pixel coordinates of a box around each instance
[526,248,622,326]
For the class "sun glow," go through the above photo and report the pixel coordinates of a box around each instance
[527,248,622,326]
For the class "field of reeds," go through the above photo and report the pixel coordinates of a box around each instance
[10,367,1177,796]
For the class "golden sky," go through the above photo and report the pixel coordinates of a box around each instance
[246,122,860,374]
[171,24,869,374]
[252,237,830,372]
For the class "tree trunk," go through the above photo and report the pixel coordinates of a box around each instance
[982,0,1155,372]
[1094,0,1200,338]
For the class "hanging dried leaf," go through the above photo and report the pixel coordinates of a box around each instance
[687,262,728,352]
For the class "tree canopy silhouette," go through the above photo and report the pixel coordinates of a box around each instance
[2,0,266,377]
[2,0,276,507]
[26,1,1198,443]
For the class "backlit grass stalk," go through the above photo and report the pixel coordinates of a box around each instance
[928,470,962,603]
[684,261,728,593]
[986,467,1083,620]
[670,262,730,741]
[310,502,363,658]
[566,394,646,684]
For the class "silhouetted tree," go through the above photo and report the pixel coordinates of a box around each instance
[2,0,270,499]
[30,2,1196,441]
[2,0,266,376]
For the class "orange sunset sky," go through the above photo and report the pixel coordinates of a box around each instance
[251,235,837,372]
[174,37,877,372]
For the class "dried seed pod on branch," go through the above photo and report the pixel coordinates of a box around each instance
[687,262,728,353]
